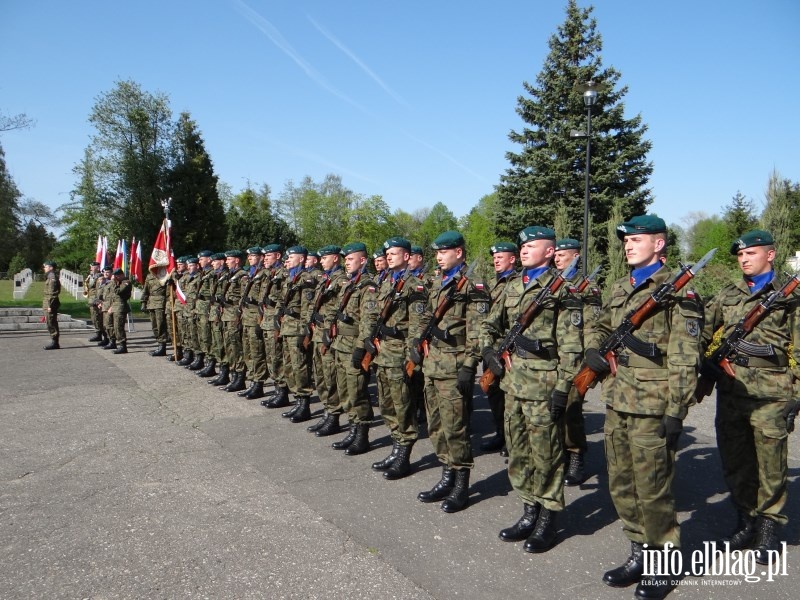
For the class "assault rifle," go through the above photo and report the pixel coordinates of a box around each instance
[573,248,717,396]
[478,256,579,393]
[320,268,365,355]
[274,270,303,340]
[575,263,603,293]
[361,270,412,371]
[235,269,260,330]
[256,268,277,325]
[404,260,477,377]
[302,273,335,351]
[694,271,800,402]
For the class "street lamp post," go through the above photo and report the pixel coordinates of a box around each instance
[571,81,598,277]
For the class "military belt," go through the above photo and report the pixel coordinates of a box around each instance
[431,335,466,349]
[264,298,277,308]
[335,310,353,324]
[283,309,300,319]
[312,312,324,325]
[616,353,664,368]
[733,354,787,368]
[378,323,405,340]
[514,345,557,360]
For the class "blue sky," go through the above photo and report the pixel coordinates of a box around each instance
[1,0,798,233]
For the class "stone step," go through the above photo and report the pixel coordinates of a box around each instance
[0,308,92,332]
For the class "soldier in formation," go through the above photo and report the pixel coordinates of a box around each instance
[42,260,61,350]
[84,261,104,343]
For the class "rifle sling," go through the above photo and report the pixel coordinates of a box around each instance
[732,353,787,368]
[378,323,405,340]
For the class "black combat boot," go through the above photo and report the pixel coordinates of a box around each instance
[88,333,102,342]
[753,517,781,565]
[723,510,756,550]
[418,467,455,503]
[150,343,167,357]
[281,398,301,418]
[43,339,60,350]
[238,380,258,397]
[112,343,128,354]
[499,503,540,541]
[634,547,676,600]
[188,352,205,370]
[441,469,470,513]
[265,387,291,408]
[244,381,265,399]
[97,333,109,347]
[315,413,341,437]
[523,507,558,552]
[564,451,587,486]
[197,358,217,377]
[383,443,413,480]
[372,442,400,471]
[480,432,505,453]
[289,396,312,423]
[209,364,230,386]
[167,347,182,362]
[332,423,358,450]
[344,424,371,455]
[603,542,644,587]
[307,413,330,432]
[223,371,246,392]
[177,350,194,366]
[103,340,117,350]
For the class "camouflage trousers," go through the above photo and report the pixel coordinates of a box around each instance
[242,324,267,381]
[223,321,244,373]
[313,343,339,412]
[505,393,564,511]
[112,310,128,344]
[166,307,181,347]
[424,376,474,470]
[715,393,789,525]
[375,365,418,446]
[605,408,679,548]
[209,318,225,363]
[196,312,211,354]
[282,335,313,396]
[148,309,167,343]
[45,309,59,342]
[562,387,587,454]
[333,347,371,423]
[103,311,115,341]
[90,304,103,334]
[263,327,284,386]
[183,315,197,352]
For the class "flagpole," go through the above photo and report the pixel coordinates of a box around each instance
[161,197,179,360]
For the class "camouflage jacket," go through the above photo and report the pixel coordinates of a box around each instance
[561,271,603,358]
[141,272,166,310]
[209,267,229,323]
[84,272,102,303]
[259,266,284,331]
[412,266,491,379]
[703,271,800,400]
[43,271,61,312]
[330,271,374,354]
[195,266,216,317]
[480,267,582,398]
[278,267,317,337]
[97,278,114,313]
[311,267,348,343]
[241,267,267,327]
[184,272,201,314]
[109,279,132,313]
[584,266,704,419]
[361,269,427,369]
[221,268,247,323]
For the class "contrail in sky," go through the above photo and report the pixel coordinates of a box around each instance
[307,15,410,108]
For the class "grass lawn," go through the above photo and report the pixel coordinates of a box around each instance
[0,280,145,319]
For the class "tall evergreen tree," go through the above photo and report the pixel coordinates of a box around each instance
[496,0,653,261]
[723,191,758,241]
[761,169,800,270]
[0,142,22,271]
[225,184,295,251]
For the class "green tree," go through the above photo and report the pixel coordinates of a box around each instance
[348,195,395,254]
[496,0,653,262]
[0,142,22,271]
[761,169,800,270]
[723,191,758,241]
[7,252,26,276]
[225,184,295,251]
[460,193,498,278]
[163,112,226,253]
[418,202,458,250]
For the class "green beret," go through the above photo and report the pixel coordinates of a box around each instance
[90,261,100,267]
[410,245,424,256]
[730,229,775,255]
[262,244,282,254]
[246,246,264,255]
[490,241,518,254]
[555,238,581,251]
[102,266,113,272]
[384,237,412,251]
[318,245,342,256]
[210,253,226,261]
[431,230,465,250]
[224,250,245,260]
[197,250,213,258]
[176,256,187,263]
[186,257,199,264]
[112,268,125,276]
[43,260,57,268]
[342,242,367,256]
[518,226,556,244]
[286,245,308,256]
[308,250,320,259]
[616,214,667,240]
[372,247,385,259]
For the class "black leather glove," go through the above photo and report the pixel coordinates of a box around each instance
[352,347,366,370]
[584,348,611,375]
[481,346,505,378]
[657,416,683,452]
[549,389,569,422]
[364,337,377,356]
[699,359,724,382]
[457,366,476,398]
[782,399,799,434]
[409,338,423,366]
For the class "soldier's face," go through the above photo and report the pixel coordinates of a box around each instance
[177,263,186,273]
[345,252,366,276]
[436,247,463,271]
[624,234,664,269]
[493,251,516,273]
[187,263,198,273]
[199,256,210,268]
[248,254,261,267]
[103,270,113,279]
[737,246,775,277]
[286,253,305,269]
[43,264,53,274]
[385,247,409,271]
[408,254,423,270]
[90,265,100,273]
[553,249,580,270]
[263,252,280,268]
[225,257,238,270]
[212,259,224,270]
[305,256,319,269]
[320,254,339,271]
[520,240,554,268]
[373,256,388,271]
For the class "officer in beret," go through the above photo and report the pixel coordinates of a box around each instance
[481,226,582,552]
[219,250,248,392]
[108,268,132,354]
[412,231,491,512]
[260,244,293,408]
[582,214,703,596]
[237,247,269,398]
[363,237,427,479]
[702,229,799,565]
[553,238,602,486]
[198,253,227,378]
[166,257,188,361]
[84,261,104,343]
[179,257,202,367]
[480,241,518,455]
[372,248,388,285]
[207,253,233,386]
[42,261,61,350]
[329,242,375,454]
[96,266,114,348]
[191,251,215,371]
[305,251,320,271]
[408,245,426,278]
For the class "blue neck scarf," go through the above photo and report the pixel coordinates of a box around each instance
[630,262,662,288]
[522,266,548,287]
[442,263,463,285]
[745,270,774,294]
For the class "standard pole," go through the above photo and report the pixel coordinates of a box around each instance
[582,105,592,278]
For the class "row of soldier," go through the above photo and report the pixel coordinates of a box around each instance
[80,216,797,600]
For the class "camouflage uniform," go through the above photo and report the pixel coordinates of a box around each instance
[42,266,61,344]
[140,271,167,344]
[209,264,230,367]
[241,262,268,384]
[84,268,104,338]
[109,275,132,346]
[260,261,287,394]
[221,264,247,377]
[98,272,116,344]
[279,257,315,401]
[183,264,201,357]
[195,261,216,358]
[310,262,347,417]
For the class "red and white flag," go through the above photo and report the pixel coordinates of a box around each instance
[96,236,108,270]
[149,219,176,284]
[130,239,143,283]
[113,239,123,270]
[174,279,187,305]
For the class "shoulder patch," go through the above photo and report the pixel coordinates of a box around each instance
[476,302,488,314]
[686,319,699,337]
[570,310,583,327]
